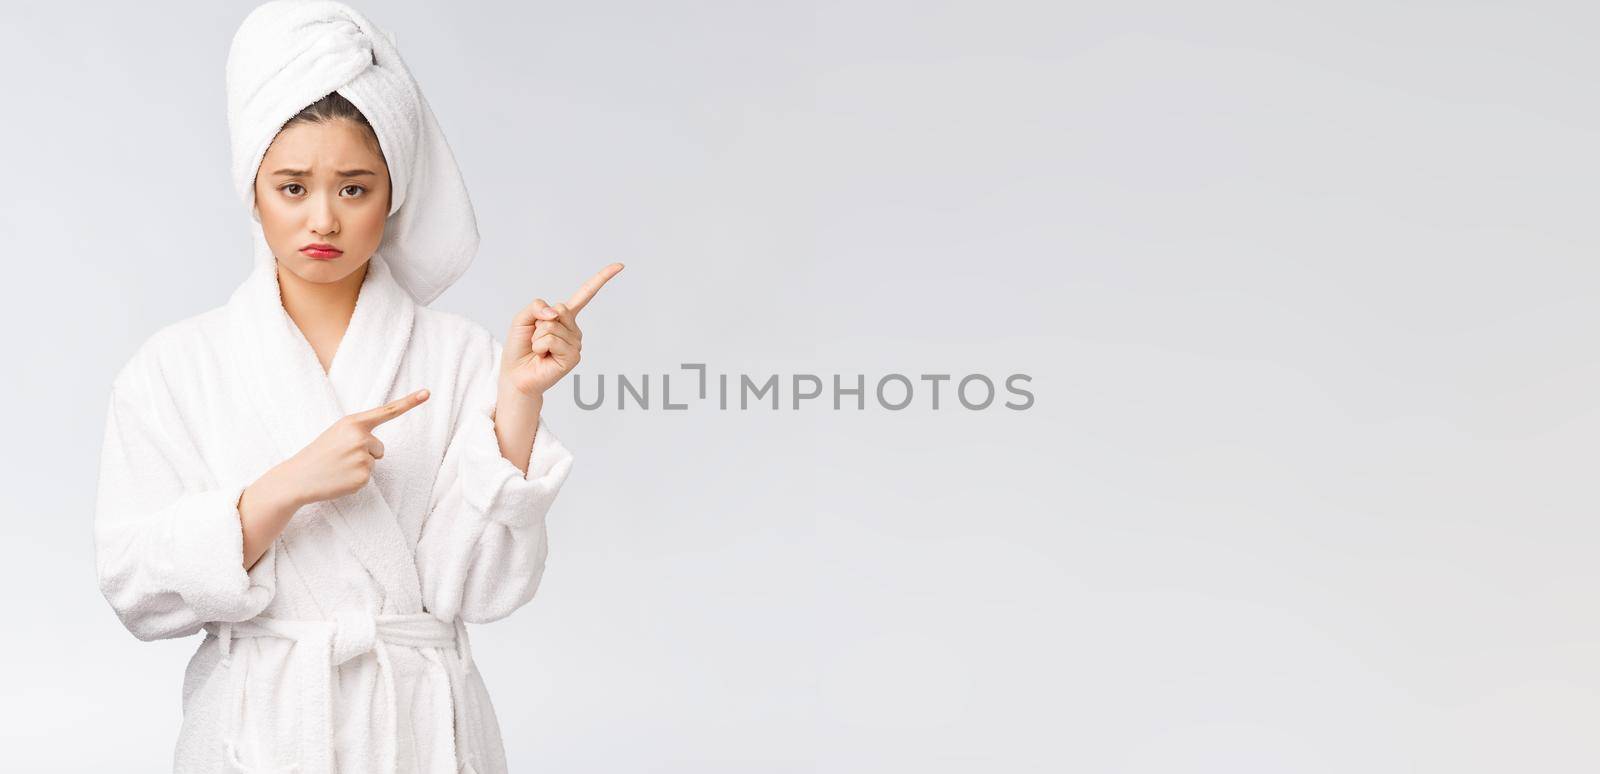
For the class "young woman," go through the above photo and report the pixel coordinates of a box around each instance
[92,2,620,771]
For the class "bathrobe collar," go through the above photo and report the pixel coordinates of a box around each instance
[224,231,425,613]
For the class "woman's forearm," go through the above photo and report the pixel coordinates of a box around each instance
[232,386,543,572]
[237,464,304,571]
[493,381,543,477]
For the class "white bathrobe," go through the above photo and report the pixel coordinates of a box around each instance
[94,247,574,773]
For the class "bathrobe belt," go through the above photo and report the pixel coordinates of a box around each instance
[202,612,477,774]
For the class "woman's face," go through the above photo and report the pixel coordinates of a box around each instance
[253,118,391,286]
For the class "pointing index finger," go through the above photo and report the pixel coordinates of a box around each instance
[351,388,430,429]
[565,262,624,316]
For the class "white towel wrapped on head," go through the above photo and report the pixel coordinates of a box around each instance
[226,0,478,305]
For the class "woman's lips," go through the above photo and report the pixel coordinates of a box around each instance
[301,247,343,260]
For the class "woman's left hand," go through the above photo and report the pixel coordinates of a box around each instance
[501,263,624,398]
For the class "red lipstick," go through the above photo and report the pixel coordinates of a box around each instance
[301,242,343,260]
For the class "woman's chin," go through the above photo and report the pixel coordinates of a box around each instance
[282,254,369,285]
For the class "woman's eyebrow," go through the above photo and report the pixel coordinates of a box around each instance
[270,168,378,177]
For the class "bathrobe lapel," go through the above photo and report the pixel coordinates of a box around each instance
[224,236,425,614]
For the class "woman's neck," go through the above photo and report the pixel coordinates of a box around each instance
[276,260,368,374]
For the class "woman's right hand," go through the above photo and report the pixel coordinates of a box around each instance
[239,388,431,570]
[275,388,432,507]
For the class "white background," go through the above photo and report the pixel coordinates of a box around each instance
[3,1,1598,771]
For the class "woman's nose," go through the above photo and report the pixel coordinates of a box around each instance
[307,192,338,235]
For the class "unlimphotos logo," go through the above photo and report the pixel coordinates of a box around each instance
[570,364,1035,411]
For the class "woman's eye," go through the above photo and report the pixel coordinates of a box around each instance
[282,183,304,196]
[342,185,366,197]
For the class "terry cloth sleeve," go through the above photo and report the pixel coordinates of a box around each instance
[417,331,575,625]
[93,360,275,641]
